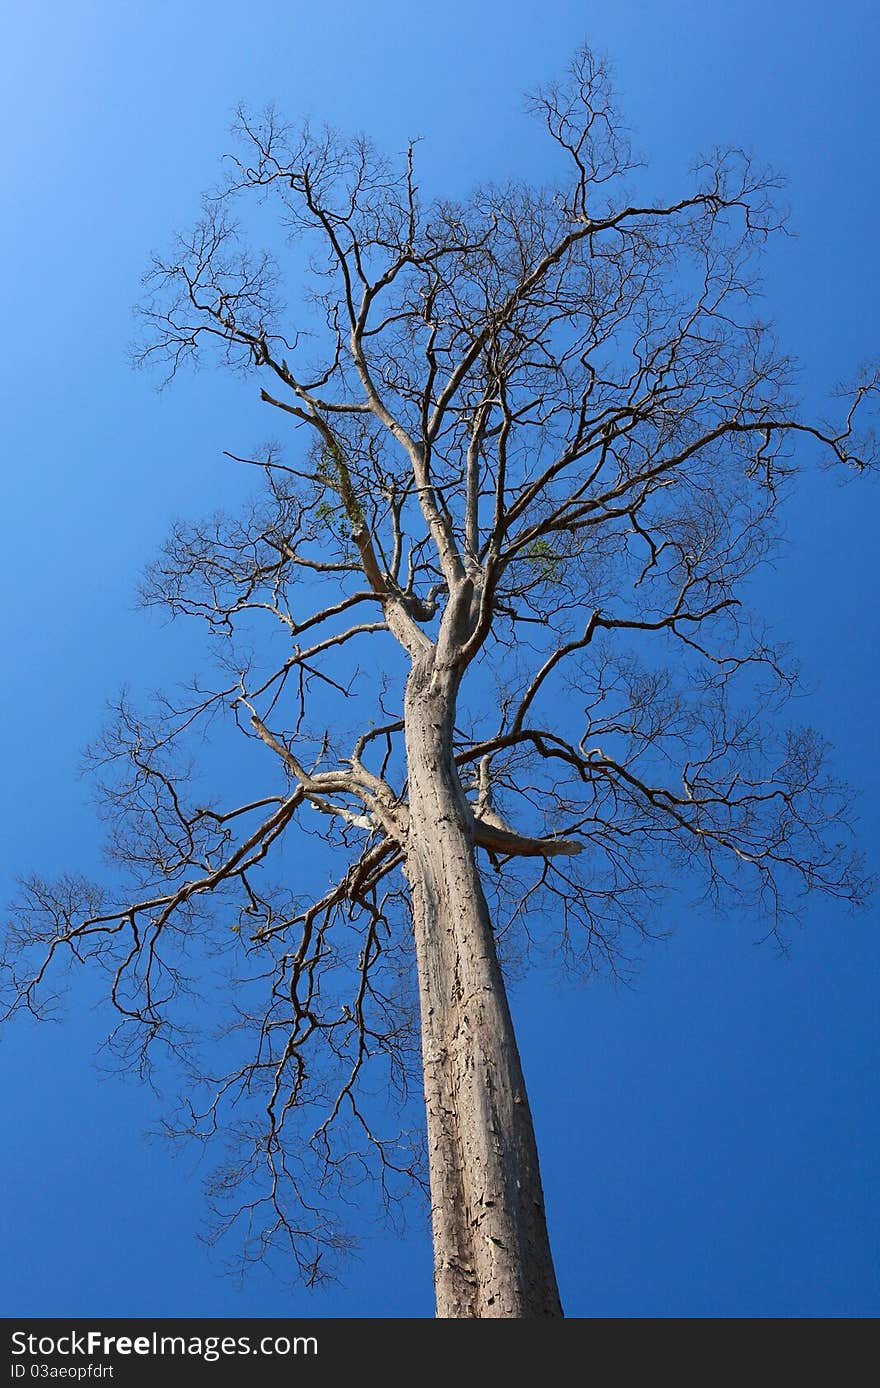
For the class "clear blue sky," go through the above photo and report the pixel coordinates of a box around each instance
[1,0,877,1318]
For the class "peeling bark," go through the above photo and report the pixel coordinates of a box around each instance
[403,653,563,1318]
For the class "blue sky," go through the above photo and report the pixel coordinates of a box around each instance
[0,0,877,1317]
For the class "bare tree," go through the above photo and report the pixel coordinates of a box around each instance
[4,48,875,1317]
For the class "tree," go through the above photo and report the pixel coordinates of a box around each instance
[3,48,875,1318]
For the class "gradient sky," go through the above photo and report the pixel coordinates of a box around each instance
[1,0,877,1318]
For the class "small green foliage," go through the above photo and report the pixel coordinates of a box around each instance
[315,441,365,531]
[523,537,562,582]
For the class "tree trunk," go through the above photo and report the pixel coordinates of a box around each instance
[403,652,563,1318]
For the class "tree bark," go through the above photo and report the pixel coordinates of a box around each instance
[403,651,563,1318]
